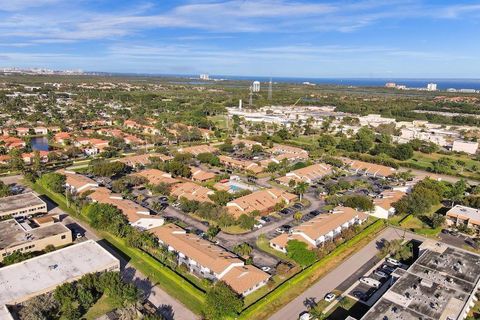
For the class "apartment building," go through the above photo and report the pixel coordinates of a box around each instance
[171,182,214,203]
[88,187,164,230]
[226,188,297,218]
[177,144,219,156]
[0,219,72,262]
[371,190,405,219]
[53,132,70,145]
[219,155,264,174]
[133,169,180,185]
[270,207,368,253]
[0,240,120,319]
[190,166,216,182]
[117,153,173,168]
[152,224,269,296]
[269,144,309,157]
[232,138,262,149]
[21,151,49,164]
[452,140,479,155]
[58,169,99,194]
[0,193,47,218]
[342,158,397,178]
[446,205,480,233]
[276,163,332,185]
[0,135,26,150]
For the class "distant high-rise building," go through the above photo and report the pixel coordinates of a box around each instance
[385,82,396,88]
[239,99,242,110]
[252,81,261,92]
[268,79,272,100]
[427,83,437,91]
[200,74,210,80]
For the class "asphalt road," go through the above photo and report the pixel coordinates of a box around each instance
[268,227,426,320]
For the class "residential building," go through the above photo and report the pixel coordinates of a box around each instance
[58,169,99,194]
[117,153,173,168]
[74,137,109,155]
[190,166,215,182]
[151,224,269,296]
[33,127,48,135]
[452,140,478,155]
[177,144,218,156]
[358,114,396,128]
[133,169,180,185]
[219,155,264,174]
[342,158,397,178]
[53,132,71,145]
[0,240,120,319]
[371,190,405,219]
[269,144,309,157]
[88,187,164,230]
[226,188,297,218]
[171,182,214,203]
[362,241,480,320]
[252,81,260,92]
[446,205,480,232]
[0,136,26,150]
[276,163,332,185]
[270,207,368,253]
[15,127,30,136]
[0,193,47,218]
[232,138,262,149]
[21,151,49,164]
[0,219,72,262]
[427,82,438,91]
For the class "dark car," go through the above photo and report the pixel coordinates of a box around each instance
[282,224,292,231]
[293,203,304,210]
[201,221,210,227]
[352,291,366,300]
[309,210,321,216]
[159,196,169,202]
[280,208,291,215]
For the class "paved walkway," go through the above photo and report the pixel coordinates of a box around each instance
[268,227,425,320]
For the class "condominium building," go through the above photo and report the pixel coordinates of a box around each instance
[177,144,219,156]
[152,224,269,296]
[371,190,405,219]
[132,169,180,185]
[0,219,72,262]
[276,163,332,185]
[342,158,397,178]
[226,188,297,218]
[88,187,164,230]
[270,207,368,253]
[190,166,216,182]
[171,182,214,203]
[58,169,99,194]
[117,153,173,168]
[219,155,264,174]
[452,140,479,155]
[0,193,47,218]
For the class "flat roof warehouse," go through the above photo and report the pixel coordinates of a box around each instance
[0,240,120,319]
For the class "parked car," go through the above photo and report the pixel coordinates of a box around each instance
[324,292,336,302]
[309,210,321,216]
[201,221,210,227]
[299,312,312,320]
[275,228,285,234]
[261,266,271,272]
[254,223,263,229]
[293,203,304,210]
[359,277,381,288]
[386,257,402,266]
[159,196,169,202]
[280,209,291,215]
[352,291,366,300]
[381,264,396,274]
[374,270,388,278]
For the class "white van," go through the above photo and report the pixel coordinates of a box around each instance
[360,277,381,288]
[387,257,401,266]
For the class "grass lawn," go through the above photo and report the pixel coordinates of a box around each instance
[256,235,295,263]
[239,220,387,320]
[208,115,228,129]
[222,225,251,234]
[83,295,117,320]
[399,204,444,238]
[29,182,206,315]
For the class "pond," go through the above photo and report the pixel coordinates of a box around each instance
[31,136,50,151]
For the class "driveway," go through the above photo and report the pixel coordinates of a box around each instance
[268,227,426,320]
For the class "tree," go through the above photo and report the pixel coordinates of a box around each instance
[237,214,255,230]
[203,281,242,320]
[431,213,446,228]
[197,152,220,166]
[286,240,317,267]
[39,172,66,193]
[206,225,221,239]
[89,160,127,177]
[0,180,12,198]
[233,243,253,256]
[208,190,234,206]
[2,251,34,266]
[342,195,374,211]
[293,212,303,221]
[294,182,309,201]
[318,134,337,150]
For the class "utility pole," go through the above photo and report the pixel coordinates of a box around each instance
[268,78,272,101]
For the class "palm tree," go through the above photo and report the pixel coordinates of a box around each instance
[294,182,309,201]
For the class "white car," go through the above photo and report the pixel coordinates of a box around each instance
[299,312,312,320]
[261,266,271,272]
[387,257,402,266]
[275,228,285,233]
[324,292,336,302]
[254,223,263,229]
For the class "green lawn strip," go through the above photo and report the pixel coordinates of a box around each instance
[239,220,387,320]
[256,236,295,263]
[30,181,206,315]
[83,295,117,320]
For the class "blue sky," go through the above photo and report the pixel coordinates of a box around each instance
[0,0,479,78]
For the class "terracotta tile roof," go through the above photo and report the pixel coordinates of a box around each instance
[190,166,216,182]
[292,206,367,243]
[374,190,405,210]
[278,163,332,184]
[221,265,270,295]
[171,182,214,203]
[133,169,180,185]
[269,144,308,155]
[227,188,297,218]
[178,144,218,156]
[151,224,242,274]
[269,233,316,251]
[342,158,396,177]
[117,153,173,167]
[219,155,264,174]
[57,169,98,193]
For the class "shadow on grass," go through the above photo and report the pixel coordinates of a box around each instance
[326,301,369,320]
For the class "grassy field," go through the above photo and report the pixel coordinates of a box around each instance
[399,204,444,237]
[30,182,206,315]
[83,295,117,320]
[239,219,387,320]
